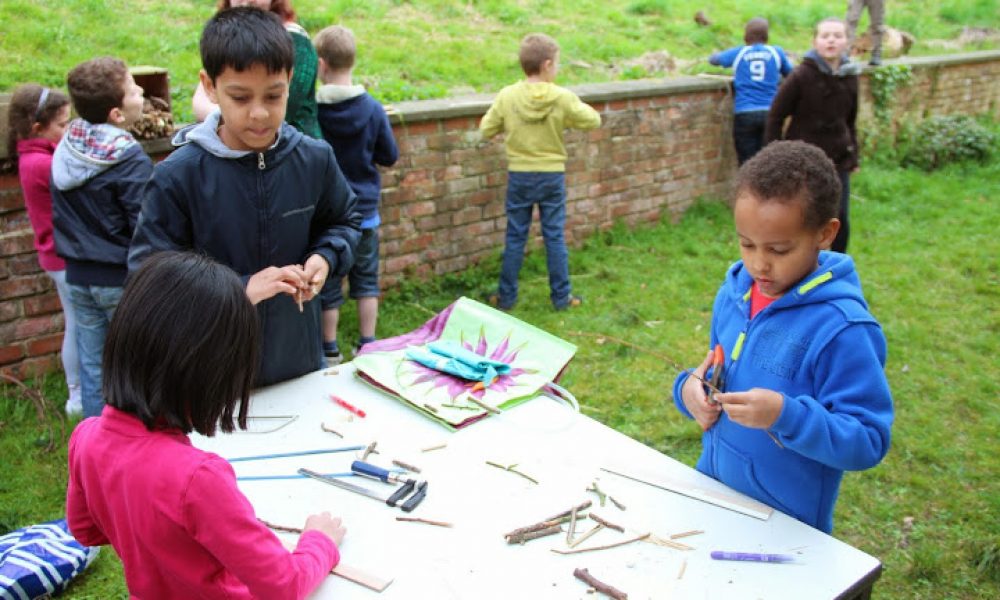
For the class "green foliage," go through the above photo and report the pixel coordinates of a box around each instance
[899,115,997,171]
[868,64,913,128]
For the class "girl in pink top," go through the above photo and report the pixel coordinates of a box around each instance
[66,251,346,599]
[7,84,80,414]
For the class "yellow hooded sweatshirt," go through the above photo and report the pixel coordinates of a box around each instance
[479,81,601,172]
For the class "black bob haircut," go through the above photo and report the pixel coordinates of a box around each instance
[200,6,295,82]
[103,251,259,436]
[735,140,841,229]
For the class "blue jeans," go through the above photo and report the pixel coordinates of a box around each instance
[46,270,80,390]
[498,171,571,308]
[68,284,123,418]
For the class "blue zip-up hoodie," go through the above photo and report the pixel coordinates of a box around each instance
[128,112,362,387]
[51,120,154,286]
[672,252,893,533]
[316,85,398,226]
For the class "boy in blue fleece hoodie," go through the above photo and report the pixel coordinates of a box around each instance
[52,57,153,417]
[673,141,893,533]
[129,8,361,387]
[312,24,399,363]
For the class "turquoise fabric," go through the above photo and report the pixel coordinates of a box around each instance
[406,340,512,383]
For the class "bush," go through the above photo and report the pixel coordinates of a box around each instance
[900,115,997,171]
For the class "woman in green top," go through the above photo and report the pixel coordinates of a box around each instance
[192,0,320,138]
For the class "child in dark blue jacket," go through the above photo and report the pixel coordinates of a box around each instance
[52,57,153,417]
[129,7,361,387]
[709,18,793,165]
[312,24,399,363]
[672,141,893,533]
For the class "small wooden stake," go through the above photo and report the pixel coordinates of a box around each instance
[567,506,579,544]
[507,525,562,545]
[391,459,421,473]
[677,558,687,580]
[320,422,343,438]
[421,443,447,453]
[466,393,501,415]
[670,529,704,540]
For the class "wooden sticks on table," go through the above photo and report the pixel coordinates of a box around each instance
[573,568,627,600]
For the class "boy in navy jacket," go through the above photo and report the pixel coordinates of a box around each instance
[129,8,361,386]
[709,18,793,164]
[312,24,399,362]
[52,56,152,417]
[673,141,893,533]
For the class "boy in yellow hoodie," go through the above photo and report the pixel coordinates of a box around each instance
[480,33,601,310]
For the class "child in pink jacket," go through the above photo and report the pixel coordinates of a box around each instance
[6,84,80,414]
[66,251,346,599]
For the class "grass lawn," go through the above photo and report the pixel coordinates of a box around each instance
[1,0,998,122]
[2,151,998,596]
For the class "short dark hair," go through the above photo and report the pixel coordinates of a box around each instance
[519,33,559,76]
[66,57,129,124]
[744,18,769,44]
[200,6,295,82]
[736,141,841,229]
[314,25,356,71]
[103,251,259,436]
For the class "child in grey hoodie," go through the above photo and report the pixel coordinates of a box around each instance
[52,57,152,418]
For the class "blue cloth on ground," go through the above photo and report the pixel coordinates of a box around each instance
[406,341,512,383]
[0,518,98,599]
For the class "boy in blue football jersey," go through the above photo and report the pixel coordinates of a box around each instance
[709,18,793,164]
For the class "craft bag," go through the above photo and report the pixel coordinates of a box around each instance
[0,518,99,599]
[354,297,577,429]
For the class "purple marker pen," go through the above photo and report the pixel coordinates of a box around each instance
[711,551,795,563]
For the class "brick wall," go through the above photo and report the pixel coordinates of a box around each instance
[1,50,998,379]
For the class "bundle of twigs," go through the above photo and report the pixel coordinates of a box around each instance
[128,96,174,140]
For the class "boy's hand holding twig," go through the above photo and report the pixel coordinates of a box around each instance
[715,388,783,429]
[304,511,347,547]
[302,254,330,300]
[246,265,309,305]
[681,350,722,430]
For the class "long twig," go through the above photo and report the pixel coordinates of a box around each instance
[573,568,628,600]
[544,500,593,523]
[396,516,452,528]
[588,512,625,533]
[486,461,538,484]
[551,533,650,555]
[504,513,588,540]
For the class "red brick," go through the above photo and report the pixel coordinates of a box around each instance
[14,314,62,340]
[1,353,60,380]
[401,121,440,136]
[403,201,437,218]
[384,253,420,274]
[23,292,62,317]
[401,170,431,187]
[443,117,474,132]
[8,253,41,276]
[0,230,35,255]
[26,333,64,357]
[0,273,50,299]
[401,233,434,254]
[0,343,24,365]
[0,299,21,322]
[0,189,25,214]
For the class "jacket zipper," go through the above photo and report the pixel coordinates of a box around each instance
[257,152,266,170]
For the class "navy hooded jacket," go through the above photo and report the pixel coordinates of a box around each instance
[316,86,398,223]
[673,252,893,533]
[129,113,362,387]
[51,123,153,286]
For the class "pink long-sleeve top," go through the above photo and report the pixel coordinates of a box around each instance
[16,137,65,271]
[67,405,339,599]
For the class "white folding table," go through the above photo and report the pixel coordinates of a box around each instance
[191,364,881,599]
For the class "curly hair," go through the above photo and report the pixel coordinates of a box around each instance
[736,141,841,229]
[66,57,129,124]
